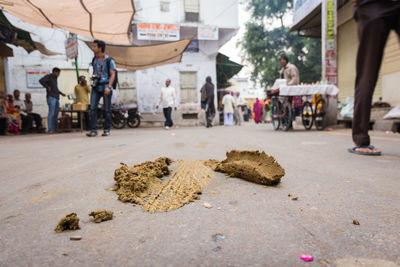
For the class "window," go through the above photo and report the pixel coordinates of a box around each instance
[160,1,170,12]
[184,0,199,22]
[180,72,197,103]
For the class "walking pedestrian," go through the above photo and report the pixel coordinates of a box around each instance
[86,40,117,137]
[348,0,399,156]
[156,79,177,129]
[39,67,66,134]
[253,98,263,124]
[234,92,246,126]
[203,76,215,128]
[222,91,235,126]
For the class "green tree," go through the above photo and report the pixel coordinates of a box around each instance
[241,0,321,87]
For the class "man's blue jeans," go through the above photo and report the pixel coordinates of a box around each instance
[163,107,173,127]
[90,88,113,131]
[47,96,59,133]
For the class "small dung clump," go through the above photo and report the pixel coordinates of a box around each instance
[353,219,360,225]
[55,213,80,233]
[212,150,285,185]
[89,210,114,223]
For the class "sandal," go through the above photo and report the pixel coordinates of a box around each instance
[348,145,382,156]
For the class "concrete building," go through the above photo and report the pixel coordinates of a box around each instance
[229,77,266,101]
[2,0,239,126]
[291,0,400,106]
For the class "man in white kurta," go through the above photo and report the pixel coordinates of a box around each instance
[222,91,235,126]
[156,79,177,129]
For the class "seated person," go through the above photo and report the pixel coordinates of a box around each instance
[0,91,8,135]
[24,93,44,132]
[13,90,33,133]
[5,95,22,134]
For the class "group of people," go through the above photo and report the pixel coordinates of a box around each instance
[221,91,246,126]
[0,90,44,135]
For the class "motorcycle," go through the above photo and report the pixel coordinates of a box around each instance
[127,107,141,128]
[96,104,127,129]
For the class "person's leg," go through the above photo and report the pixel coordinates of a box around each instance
[103,90,113,132]
[47,96,56,133]
[20,114,32,133]
[89,90,101,132]
[167,107,173,127]
[238,108,243,126]
[352,12,391,151]
[53,99,60,132]
[163,108,168,127]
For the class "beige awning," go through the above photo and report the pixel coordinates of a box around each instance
[86,39,192,70]
[0,0,135,44]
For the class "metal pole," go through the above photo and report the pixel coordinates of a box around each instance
[74,56,80,83]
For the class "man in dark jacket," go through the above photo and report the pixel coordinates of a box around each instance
[203,76,215,128]
[348,0,400,156]
[39,67,66,133]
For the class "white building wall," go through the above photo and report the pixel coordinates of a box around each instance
[134,0,238,28]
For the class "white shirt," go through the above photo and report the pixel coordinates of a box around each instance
[159,86,177,108]
[14,99,27,115]
[235,96,247,107]
[222,94,235,114]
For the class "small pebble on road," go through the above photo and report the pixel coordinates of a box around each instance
[203,202,212,209]
[353,219,360,225]
[70,236,82,241]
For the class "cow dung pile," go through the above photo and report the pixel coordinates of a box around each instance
[54,213,80,233]
[207,150,285,185]
[113,150,285,213]
[113,158,213,213]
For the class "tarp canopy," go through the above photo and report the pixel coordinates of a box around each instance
[0,0,135,44]
[86,39,192,70]
[217,53,243,88]
[0,10,62,55]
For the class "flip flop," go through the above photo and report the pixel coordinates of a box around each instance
[348,145,382,156]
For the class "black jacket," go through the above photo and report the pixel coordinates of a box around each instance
[39,74,61,99]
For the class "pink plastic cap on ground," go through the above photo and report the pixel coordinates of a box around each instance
[300,254,313,262]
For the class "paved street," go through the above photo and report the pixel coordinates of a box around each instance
[0,123,399,266]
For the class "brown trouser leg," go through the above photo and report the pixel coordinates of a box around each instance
[352,2,400,146]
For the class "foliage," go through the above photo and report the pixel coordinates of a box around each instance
[241,0,321,87]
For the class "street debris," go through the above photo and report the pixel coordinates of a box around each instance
[212,233,227,242]
[318,259,330,265]
[300,254,314,262]
[210,150,285,185]
[70,236,82,241]
[55,213,80,233]
[291,197,299,201]
[203,202,213,209]
[114,158,213,213]
[62,252,68,256]
[212,246,222,252]
[89,210,114,223]
[353,219,360,225]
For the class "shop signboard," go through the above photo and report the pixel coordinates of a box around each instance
[198,25,218,40]
[184,40,199,53]
[26,69,49,88]
[65,34,78,59]
[322,0,337,85]
[137,23,180,41]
